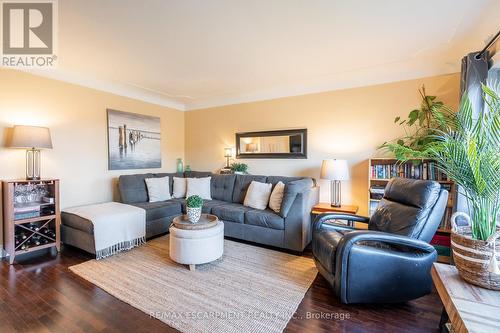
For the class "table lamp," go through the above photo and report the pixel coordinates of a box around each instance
[320,159,350,207]
[224,147,232,168]
[8,125,53,180]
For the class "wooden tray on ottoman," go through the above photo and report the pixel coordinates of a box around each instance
[172,214,219,230]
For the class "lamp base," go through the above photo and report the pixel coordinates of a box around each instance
[330,180,342,207]
[26,148,41,180]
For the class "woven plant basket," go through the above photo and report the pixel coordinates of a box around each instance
[450,212,500,290]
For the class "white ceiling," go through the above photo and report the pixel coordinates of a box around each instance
[23,0,500,110]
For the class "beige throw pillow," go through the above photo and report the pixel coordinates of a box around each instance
[243,181,272,210]
[186,177,212,200]
[269,181,285,213]
[172,177,187,198]
[145,176,171,202]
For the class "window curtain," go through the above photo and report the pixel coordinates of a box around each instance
[460,51,489,118]
[456,51,490,214]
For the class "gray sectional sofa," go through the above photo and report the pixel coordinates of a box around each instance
[118,171,319,252]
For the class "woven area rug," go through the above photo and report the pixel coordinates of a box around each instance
[69,235,317,333]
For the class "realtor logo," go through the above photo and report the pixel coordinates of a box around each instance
[1,0,57,67]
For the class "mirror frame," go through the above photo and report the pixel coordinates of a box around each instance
[235,129,307,159]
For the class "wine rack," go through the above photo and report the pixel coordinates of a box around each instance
[2,179,60,264]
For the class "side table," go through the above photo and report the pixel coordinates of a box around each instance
[311,203,367,229]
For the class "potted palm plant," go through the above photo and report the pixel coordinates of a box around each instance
[186,195,203,223]
[434,84,500,290]
[392,83,500,289]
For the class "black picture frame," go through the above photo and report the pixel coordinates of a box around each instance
[235,129,307,159]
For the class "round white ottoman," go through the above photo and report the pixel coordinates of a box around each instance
[169,221,224,271]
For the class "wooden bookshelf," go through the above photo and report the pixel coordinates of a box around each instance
[2,179,60,264]
[368,158,456,263]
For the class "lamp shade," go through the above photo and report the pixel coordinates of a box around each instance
[224,147,232,157]
[9,125,53,149]
[320,159,350,180]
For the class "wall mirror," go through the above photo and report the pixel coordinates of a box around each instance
[236,129,307,159]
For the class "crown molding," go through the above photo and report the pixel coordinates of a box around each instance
[18,69,186,111]
[184,60,461,111]
[15,57,461,113]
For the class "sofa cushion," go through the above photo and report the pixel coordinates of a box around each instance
[243,181,273,210]
[119,173,182,204]
[267,176,304,188]
[245,209,285,230]
[186,177,212,200]
[119,173,154,204]
[211,174,236,202]
[172,177,187,198]
[145,176,171,202]
[212,203,252,223]
[170,198,226,214]
[269,181,285,213]
[154,172,183,195]
[280,178,314,218]
[232,174,267,203]
[131,201,182,222]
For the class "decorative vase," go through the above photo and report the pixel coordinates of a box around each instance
[186,207,202,223]
[176,158,184,173]
[450,212,500,290]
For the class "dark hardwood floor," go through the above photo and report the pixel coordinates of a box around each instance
[0,244,443,333]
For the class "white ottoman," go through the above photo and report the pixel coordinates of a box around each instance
[169,221,224,271]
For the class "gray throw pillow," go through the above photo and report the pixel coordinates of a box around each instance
[279,178,313,218]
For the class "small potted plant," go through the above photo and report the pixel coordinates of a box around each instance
[186,195,203,223]
[230,162,248,175]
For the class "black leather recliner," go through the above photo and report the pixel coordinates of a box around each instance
[312,177,449,304]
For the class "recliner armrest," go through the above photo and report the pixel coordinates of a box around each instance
[313,213,370,232]
[337,230,436,253]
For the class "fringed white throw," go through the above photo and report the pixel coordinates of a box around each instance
[63,202,146,259]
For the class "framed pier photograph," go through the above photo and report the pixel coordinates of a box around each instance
[106,109,161,170]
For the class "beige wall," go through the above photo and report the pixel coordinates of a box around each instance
[0,69,185,248]
[185,73,461,215]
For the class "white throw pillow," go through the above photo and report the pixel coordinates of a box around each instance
[186,177,212,200]
[145,176,171,202]
[268,181,285,213]
[244,181,272,210]
[172,177,187,198]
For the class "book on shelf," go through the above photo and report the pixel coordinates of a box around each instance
[433,244,451,257]
[369,200,378,215]
[431,234,451,246]
[13,200,56,221]
[438,208,452,230]
[369,185,385,200]
[14,211,41,220]
[13,203,41,213]
[370,161,449,181]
